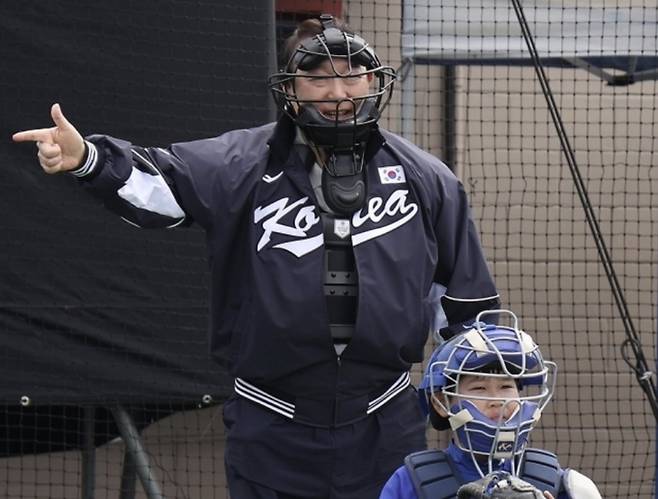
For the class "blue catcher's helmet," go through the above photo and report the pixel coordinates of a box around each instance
[419,310,557,475]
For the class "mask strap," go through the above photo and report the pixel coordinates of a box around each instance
[320,14,336,30]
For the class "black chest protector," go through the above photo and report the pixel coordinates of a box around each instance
[404,448,563,499]
[321,212,358,343]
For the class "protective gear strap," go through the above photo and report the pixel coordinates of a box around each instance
[519,330,537,354]
[319,13,336,30]
[449,408,474,431]
[464,328,489,356]
[290,16,379,73]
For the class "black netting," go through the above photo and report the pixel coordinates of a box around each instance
[392,2,657,498]
[1,0,269,496]
[1,1,656,498]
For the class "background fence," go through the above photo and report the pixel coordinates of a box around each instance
[1,0,656,497]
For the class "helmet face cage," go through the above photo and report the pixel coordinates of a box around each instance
[425,310,557,477]
[268,20,396,148]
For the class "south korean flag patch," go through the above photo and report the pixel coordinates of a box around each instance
[378,165,406,184]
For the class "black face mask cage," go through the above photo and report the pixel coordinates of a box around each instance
[267,16,397,151]
[268,68,395,136]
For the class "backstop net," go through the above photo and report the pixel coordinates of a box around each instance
[1,1,656,498]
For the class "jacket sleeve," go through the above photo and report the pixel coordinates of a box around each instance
[74,136,204,229]
[74,132,257,232]
[432,170,501,339]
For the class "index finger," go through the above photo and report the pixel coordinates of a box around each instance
[12,128,54,143]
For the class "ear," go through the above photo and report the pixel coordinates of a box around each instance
[430,392,450,418]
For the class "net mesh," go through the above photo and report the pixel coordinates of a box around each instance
[387,2,657,497]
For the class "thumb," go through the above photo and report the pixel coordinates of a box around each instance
[51,103,73,130]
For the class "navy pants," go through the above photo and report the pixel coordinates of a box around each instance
[223,386,427,499]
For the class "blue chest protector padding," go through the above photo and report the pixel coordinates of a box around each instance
[404,448,562,499]
[404,449,462,499]
[519,448,562,496]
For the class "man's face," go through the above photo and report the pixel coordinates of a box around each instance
[456,373,521,422]
[292,57,374,120]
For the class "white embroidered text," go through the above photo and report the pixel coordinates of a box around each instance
[254,197,321,253]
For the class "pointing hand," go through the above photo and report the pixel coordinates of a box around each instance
[12,103,86,174]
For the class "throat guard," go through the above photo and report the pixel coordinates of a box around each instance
[298,99,375,214]
[321,139,368,216]
[297,101,372,215]
[321,159,367,217]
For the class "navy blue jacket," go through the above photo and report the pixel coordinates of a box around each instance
[80,116,499,408]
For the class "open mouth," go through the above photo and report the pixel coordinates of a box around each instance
[320,109,355,121]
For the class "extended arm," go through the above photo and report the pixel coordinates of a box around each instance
[13,104,194,229]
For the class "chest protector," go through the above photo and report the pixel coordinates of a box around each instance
[321,212,358,343]
[404,448,563,499]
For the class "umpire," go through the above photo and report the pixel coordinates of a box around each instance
[13,15,500,499]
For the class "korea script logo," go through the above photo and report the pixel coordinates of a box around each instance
[254,190,419,257]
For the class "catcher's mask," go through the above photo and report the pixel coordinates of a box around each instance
[268,14,396,215]
[419,310,557,476]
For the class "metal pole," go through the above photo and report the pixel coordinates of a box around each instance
[400,59,415,140]
[110,406,165,499]
[80,406,95,499]
[441,65,456,172]
[119,445,137,499]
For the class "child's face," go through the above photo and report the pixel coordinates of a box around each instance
[456,373,520,421]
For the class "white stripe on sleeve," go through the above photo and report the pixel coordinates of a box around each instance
[70,141,98,178]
